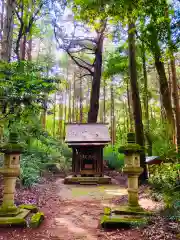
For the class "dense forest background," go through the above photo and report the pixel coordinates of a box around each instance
[0,0,179,210]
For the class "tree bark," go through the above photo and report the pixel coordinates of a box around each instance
[53,93,56,137]
[68,78,72,123]
[0,0,4,49]
[103,78,106,123]
[41,98,47,129]
[63,72,68,138]
[1,0,15,61]
[154,55,175,134]
[171,58,180,152]
[20,35,27,60]
[167,63,172,98]
[88,30,104,123]
[80,73,83,123]
[128,21,147,181]
[141,42,152,156]
[27,38,32,61]
[111,78,115,145]
[58,90,63,139]
[72,73,76,122]
[126,77,134,132]
[165,6,179,149]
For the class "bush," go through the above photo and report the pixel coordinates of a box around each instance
[148,163,179,193]
[20,154,41,187]
[19,140,71,187]
[149,163,180,221]
[103,145,124,170]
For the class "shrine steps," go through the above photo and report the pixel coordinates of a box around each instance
[64,175,111,185]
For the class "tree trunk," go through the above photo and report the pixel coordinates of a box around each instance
[88,32,104,123]
[20,35,27,60]
[155,55,175,135]
[1,0,15,61]
[53,93,56,137]
[0,0,4,49]
[68,79,72,123]
[41,98,47,129]
[27,38,32,61]
[167,63,172,98]
[72,73,76,122]
[141,42,152,156]
[58,90,63,139]
[76,97,79,123]
[165,6,179,149]
[126,77,134,132]
[80,73,83,123]
[171,58,180,152]
[111,78,115,145]
[103,78,106,123]
[63,83,68,139]
[128,21,147,182]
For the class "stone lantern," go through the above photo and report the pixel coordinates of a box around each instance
[100,132,151,228]
[121,132,143,208]
[0,133,44,228]
[0,132,23,216]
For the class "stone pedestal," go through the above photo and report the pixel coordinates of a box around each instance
[100,133,152,228]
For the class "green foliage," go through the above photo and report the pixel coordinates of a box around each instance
[149,163,179,192]
[148,120,179,160]
[103,145,124,170]
[0,60,59,128]
[19,134,71,187]
[20,154,41,187]
[149,163,180,221]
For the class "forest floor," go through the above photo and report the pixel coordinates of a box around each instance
[0,173,179,240]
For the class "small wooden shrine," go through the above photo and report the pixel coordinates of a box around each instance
[64,123,111,184]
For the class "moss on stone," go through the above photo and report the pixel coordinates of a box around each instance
[111,205,153,216]
[19,204,38,213]
[0,143,25,153]
[104,207,111,215]
[100,213,148,228]
[0,205,19,217]
[119,144,144,154]
[0,217,26,227]
[29,212,44,228]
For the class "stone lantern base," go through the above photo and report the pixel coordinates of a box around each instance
[0,205,44,228]
[100,132,153,228]
[100,205,152,228]
[0,208,30,227]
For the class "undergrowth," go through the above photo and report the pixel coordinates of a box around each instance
[149,162,180,222]
[103,145,124,170]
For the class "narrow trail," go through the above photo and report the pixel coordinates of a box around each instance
[0,176,175,240]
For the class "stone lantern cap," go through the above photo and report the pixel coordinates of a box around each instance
[0,132,24,154]
[119,132,144,154]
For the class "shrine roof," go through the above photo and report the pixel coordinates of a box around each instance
[65,123,111,144]
[145,156,163,165]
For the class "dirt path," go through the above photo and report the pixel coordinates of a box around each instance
[0,177,176,240]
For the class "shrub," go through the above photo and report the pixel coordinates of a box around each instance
[149,163,180,221]
[148,163,179,193]
[19,140,71,187]
[20,154,41,187]
[103,145,124,170]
